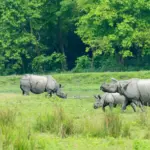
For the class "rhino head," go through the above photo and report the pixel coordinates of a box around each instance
[100,78,135,98]
[56,92,67,99]
[100,79,118,93]
[56,84,67,99]
[93,95,103,109]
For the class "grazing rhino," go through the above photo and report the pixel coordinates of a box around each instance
[93,93,141,112]
[100,78,147,112]
[20,74,67,98]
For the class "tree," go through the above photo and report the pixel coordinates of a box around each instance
[0,0,45,74]
[76,0,150,63]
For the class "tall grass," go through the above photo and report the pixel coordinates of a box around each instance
[0,108,36,150]
[75,111,124,138]
[0,109,16,126]
[35,105,74,138]
[0,126,36,150]
[35,106,130,138]
[137,112,149,127]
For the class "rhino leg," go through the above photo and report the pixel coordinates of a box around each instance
[130,99,145,112]
[102,106,106,112]
[135,101,144,112]
[130,102,136,112]
[113,104,117,108]
[109,103,113,111]
[47,90,53,97]
[20,86,30,95]
[122,99,129,112]
[139,103,144,112]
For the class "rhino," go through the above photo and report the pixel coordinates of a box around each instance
[93,93,141,112]
[20,74,67,98]
[100,78,147,111]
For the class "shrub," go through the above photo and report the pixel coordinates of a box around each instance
[72,55,91,72]
[32,52,66,72]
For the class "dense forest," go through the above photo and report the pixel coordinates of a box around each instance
[0,0,150,75]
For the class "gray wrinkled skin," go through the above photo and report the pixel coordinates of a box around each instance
[100,78,147,112]
[20,74,67,99]
[93,93,140,112]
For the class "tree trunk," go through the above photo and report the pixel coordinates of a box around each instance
[91,50,94,70]
[119,55,124,66]
[57,17,67,71]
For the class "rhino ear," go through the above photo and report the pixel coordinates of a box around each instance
[98,95,101,99]
[111,78,118,83]
[59,84,62,88]
[94,95,98,98]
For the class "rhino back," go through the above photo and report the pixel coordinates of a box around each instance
[119,79,140,99]
[112,93,125,104]
[137,79,150,103]
[30,75,47,94]
[104,93,115,103]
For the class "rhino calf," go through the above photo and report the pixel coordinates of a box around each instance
[93,93,142,112]
[20,74,67,98]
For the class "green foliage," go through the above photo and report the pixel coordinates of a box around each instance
[133,140,150,150]
[72,55,91,72]
[32,52,66,72]
[72,54,150,72]
[76,0,150,59]
[0,0,45,74]
[94,55,123,72]
[0,0,150,74]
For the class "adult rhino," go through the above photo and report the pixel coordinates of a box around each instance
[93,93,142,112]
[20,74,67,98]
[100,78,147,112]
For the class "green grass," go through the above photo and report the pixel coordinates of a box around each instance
[0,71,150,149]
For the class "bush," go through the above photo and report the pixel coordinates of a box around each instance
[72,55,91,72]
[32,52,66,72]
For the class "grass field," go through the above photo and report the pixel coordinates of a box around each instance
[1,71,150,150]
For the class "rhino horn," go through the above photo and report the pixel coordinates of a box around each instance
[94,95,98,98]
[111,78,118,83]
